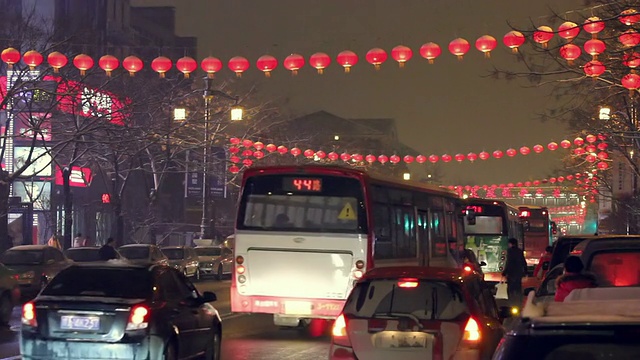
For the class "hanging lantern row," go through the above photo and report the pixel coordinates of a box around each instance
[448,170,601,192]
[447,184,594,200]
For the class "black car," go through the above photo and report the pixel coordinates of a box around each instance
[0,262,20,325]
[20,263,222,360]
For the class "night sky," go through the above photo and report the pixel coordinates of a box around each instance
[132,0,586,186]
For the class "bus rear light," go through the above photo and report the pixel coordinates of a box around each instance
[238,275,246,283]
[355,260,365,269]
[22,301,37,327]
[353,270,363,279]
[236,265,245,274]
[236,256,244,265]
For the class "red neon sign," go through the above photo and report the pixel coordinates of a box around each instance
[54,165,93,187]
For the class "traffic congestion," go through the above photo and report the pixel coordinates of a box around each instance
[0,165,638,359]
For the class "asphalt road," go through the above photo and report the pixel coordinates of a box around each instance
[0,277,332,360]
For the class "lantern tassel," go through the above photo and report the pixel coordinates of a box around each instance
[129,71,135,77]
[291,70,298,76]
[105,70,112,77]
[80,69,86,76]
[374,64,381,71]
[207,73,215,79]
[484,52,491,59]
[53,67,59,73]
[264,71,271,78]
[317,68,324,75]
[398,62,405,69]
[236,72,242,78]
[344,67,351,74]
[159,72,165,78]
[511,48,519,54]
[428,59,434,65]
[457,55,463,61]
[184,73,190,79]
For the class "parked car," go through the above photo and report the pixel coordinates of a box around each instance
[161,246,200,280]
[494,287,640,359]
[330,266,509,360]
[20,262,222,360]
[65,246,124,262]
[0,245,72,299]
[0,262,20,325]
[195,246,233,280]
[118,244,168,265]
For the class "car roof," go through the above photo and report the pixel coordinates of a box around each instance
[362,266,476,283]
[120,244,155,248]
[66,247,99,250]
[65,261,159,270]
[573,235,640,252]
[8,245,50,251]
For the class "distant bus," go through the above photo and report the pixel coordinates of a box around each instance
[461,198,524,282]
[517,205,555,269]
[231,165,465,327]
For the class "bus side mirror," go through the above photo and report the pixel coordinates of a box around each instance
[466,209,476,225]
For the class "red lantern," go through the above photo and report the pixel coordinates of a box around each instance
[1,47,20,68]
[378,155,388,164]
[242,139,253,148]
[584,60,605,77]
[352,154,363,162]
[123,56,143,76]
[597,142,608,151]
[365,154,377,163]
[559,44,581,65]
[597,152,608,160]
[229,165,240,174]
[455,153,466,162]
[98,55,119,77]
[229,146,240,154]
[549,178,557,183]
[492,150,503,159]
[598,133,607,141]
[266,143,277,152]
[558,176,565,182]
[620,9,640,26]
[284,53,305,75]
[566,175,574,181]
[391,45,413,68]
[277,146,288,154]
[242,149,253,157]
[619,30,640,48]
[230,155,240,163]
[623,52,640,69]
[583,17,605,38]
[558,22,580,41]
[47,51,67,73]
[448,38,470,60]
[428,154,439,163]
[309,52,331,74]
[574,137,584,146]
[419,42,441,64]
[304,149,314,158]
[583,39,605,58]
[548,142,558,151]
[586,134,596,143]
[622,73,640,92]
[253,141,264,150]
[560,140,572,148]
[316,150,326,159]
[341,153,352,162]
[533,145,544,153]
[506,148,517,157]
[365,48,387,70]
[403,155,414,164]
[574,148,585,156]
[503,31,525,53]
[256,55,278,78]
[533,26,554,48]
[228,56,250,77]
[291,147,302,157]
[586,154,597,163]
[328,152,339,161]
[336,50,358,73]
[416,155,427,163]
[73,54,93,76]
[151,56,172,78]
[201,56,223,78]
[229,137,241,145]
[475,35,497,58]
[389,155,400,164]
[467,152,478,162]
[524,181,532,187]
[23,50,43,70]
[176,56,197,79]
[479,151,490,160]
[597,161,609,170]
[520,146,530,155]
[441,154,452,163]
[242,159,253,167]
[253,150,264,159]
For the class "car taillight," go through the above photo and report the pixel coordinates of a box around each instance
[462,317,481,342]
[22,301,37,327]
[126,305,150,330]
[331,314,352,347]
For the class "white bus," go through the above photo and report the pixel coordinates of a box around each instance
[231,165,465,327]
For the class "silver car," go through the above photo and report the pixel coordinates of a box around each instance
[161,246,200,280]
[195,246,233,280]
[117,244,168,266]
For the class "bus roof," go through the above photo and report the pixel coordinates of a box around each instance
[242,165,459,198]
[515,204,549,210]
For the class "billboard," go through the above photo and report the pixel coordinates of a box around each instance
[14,147,52,177]
[13,180,51,210]
[185,147,227,199]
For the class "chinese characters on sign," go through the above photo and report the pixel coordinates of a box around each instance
[81,87,113,120]
[185,147,227,199]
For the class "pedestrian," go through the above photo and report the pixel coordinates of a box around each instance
[533,246,553,279]
[73,233,85,247]
[98,237,118,261]
[555,256,597,302]
[501,238,528,308]
[47,235,62,250]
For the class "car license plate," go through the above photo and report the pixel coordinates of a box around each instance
[374,331,431,348]
[60,315,100,331]
[284,301,312,315]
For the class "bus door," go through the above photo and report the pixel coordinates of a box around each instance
[417,209,430,266]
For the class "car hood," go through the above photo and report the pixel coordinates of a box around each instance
[197,256,220,262]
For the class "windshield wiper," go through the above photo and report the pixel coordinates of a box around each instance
[372,312,424,330]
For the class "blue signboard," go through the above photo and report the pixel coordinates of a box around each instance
[185,147,227,199]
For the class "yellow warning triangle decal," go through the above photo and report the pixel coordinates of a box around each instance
[338,202,357,220]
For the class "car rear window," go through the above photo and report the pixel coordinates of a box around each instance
[497,330,640,360]
[118,247,149,260]
[162,248,184,260]
[66,249,100,262]
[195,248,221,256]
[0,250,44,265]
[343,279,468,321]
[42,267,152,299]
[589,251,640,287]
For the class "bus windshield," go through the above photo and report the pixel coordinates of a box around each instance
[463,204,506,235]
[237,174,367,233]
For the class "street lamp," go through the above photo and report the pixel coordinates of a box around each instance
[173,107,187,121]
[200,77,243,241]
[403,172,411,180]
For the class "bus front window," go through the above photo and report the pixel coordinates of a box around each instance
[464,216,503,235]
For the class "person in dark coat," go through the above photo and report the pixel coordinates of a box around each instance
[98,238,118,261]
[501,238,528,307]
[555,256,597,302]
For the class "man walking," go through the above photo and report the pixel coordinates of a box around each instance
[501,238,528,308]
[98,238,118,261]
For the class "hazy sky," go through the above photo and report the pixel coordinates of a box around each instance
[132,0,587,185]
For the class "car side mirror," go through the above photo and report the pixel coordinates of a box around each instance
[499,306,514,320]
[480,261,487,267]
[202,291,217,303]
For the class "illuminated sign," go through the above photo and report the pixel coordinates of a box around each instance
[282,178,322,192]
[466,205,483,214]
[54,165,93,187]
[101,193,111,204]
[13,112,52,142]
[14,147,52,177]
[13,180,51,210]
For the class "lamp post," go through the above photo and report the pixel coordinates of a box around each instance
[200,77,243,241]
